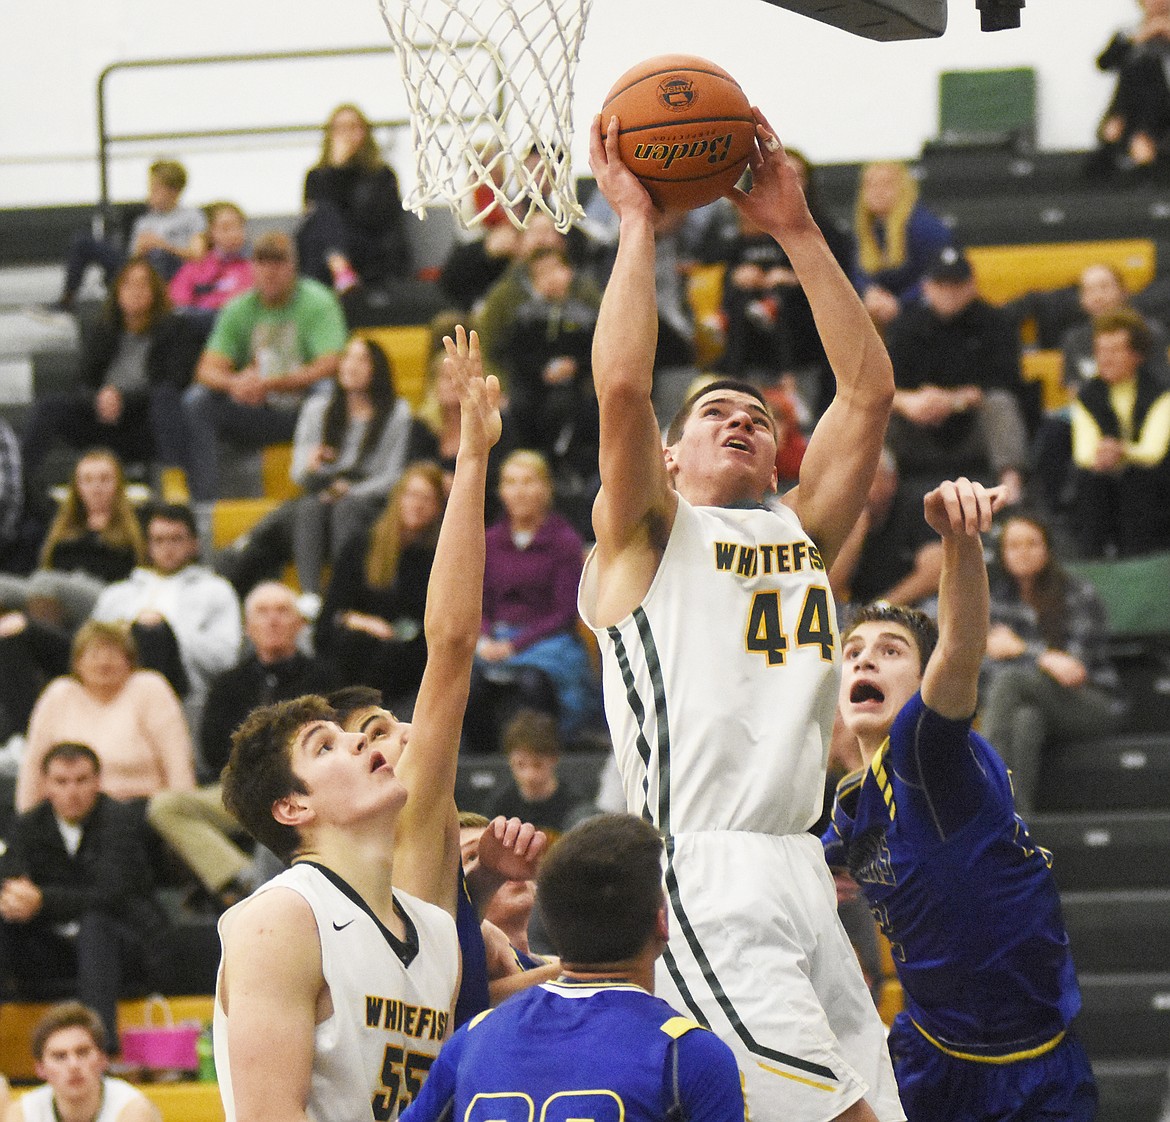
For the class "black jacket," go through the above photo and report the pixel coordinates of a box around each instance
[0,794,168,935]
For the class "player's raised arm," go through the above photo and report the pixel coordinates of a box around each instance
[588,115,676,565]
[396,326,500,917]
[218,890,320,1122]
[730,108,894,570]
[920,478,1005,720]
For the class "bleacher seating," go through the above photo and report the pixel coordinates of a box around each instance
[0,995,214,1081]
[1021,549,1170,1122]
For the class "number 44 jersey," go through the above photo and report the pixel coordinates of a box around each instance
[580,495,839,837]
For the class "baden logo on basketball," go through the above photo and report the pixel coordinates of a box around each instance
[633,133,735,170]
[657,76,696,111]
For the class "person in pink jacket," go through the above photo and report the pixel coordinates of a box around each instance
[168,202,254,318]
[17,620,196,811]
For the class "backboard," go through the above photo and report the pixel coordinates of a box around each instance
[757,0,947,40]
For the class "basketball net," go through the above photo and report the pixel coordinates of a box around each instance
[377,0,593,232]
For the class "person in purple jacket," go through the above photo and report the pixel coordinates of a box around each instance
[464,449,599,752]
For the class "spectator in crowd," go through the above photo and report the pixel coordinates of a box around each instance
[979,511,1122,813]
[400,814,747,1122]
[439,221,521,313]
[0,747,171,1054]
[1092,0,1170,176]
[182,230,347,503]
[12,1003,161,1122]
[1035,263,1169,515]
[1071,307,1170,557]
[885,246,1030,503]
[852,160,954,329]
[296,103,411,293]
[0,449,146,631]
[829,447,943,618]
[495,247,600,500]
[53,159,206,312]
[90,503,241,748]
[715,147,858,423]
[1062,264,1169,388]
[17,621,196,812]
[167,201,254,325]
[148,582,336,913]
[216,336,436,598]
[464,450,597,752]
[315,461,444,708]
[416,342,513,522]
[476,215,601,395]
[485,709,587,838]
[23,260,198,489]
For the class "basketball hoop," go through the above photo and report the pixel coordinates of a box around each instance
[378,0,593,232]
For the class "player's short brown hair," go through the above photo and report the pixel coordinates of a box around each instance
[32,1002,107,1060]
[843,602,939,674]
[665,377,774,447]
[536,814,664,966]
[222,696,333,861]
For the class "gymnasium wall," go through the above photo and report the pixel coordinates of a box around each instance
[0,0,1136,216]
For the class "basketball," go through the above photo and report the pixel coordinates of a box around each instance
[601,54,756,211]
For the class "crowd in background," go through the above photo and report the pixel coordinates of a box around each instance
[1,41,1170,1053]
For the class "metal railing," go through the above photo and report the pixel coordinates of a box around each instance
[94,42,496,233]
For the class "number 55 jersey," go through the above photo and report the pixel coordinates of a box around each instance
[215,862,459,1122]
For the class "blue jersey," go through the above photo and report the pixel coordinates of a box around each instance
[400,980,746,1122]
[453,869,490,1028]
[822,693,1082,1059]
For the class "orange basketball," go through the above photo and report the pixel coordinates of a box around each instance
[601,54,755,211]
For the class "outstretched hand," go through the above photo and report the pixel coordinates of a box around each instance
[442,326,502,457]
[588,114,657,222]
[923,477,1006,540]
[475,816,548,882]
[727,106,813,241]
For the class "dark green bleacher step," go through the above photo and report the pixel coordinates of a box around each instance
[1077,973,1170,1059]
[1030,810,1170,893]
[1039,734,1170,814]
[1091,1057,1167,1122]
[1063,890,1170,974]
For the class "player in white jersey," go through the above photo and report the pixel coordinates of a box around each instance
[579,109,902,1121]
[10,1002,159,1122]
[213,326,501,1122]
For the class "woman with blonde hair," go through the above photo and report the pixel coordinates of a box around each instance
[463,448,599,752]
[314,460,446,706]
[0,449,145,630]
[17,619,195,811]
[853,159,953,327]
[296,102,410,291]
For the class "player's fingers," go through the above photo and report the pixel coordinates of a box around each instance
[528,828,548,859]
[512,821,536,854]
[501,816,522,846]
[752,107,784,156]
[953,476,985,534]
[487,814,508,840]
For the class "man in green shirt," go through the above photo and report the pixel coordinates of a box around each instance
[183,231,347,502]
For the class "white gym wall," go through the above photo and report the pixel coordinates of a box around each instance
[0,0,1138,214]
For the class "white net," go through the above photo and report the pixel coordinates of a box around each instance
[378,0,593,232]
